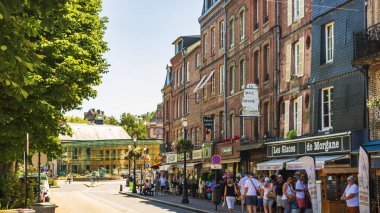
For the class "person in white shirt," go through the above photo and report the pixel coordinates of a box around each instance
[341,176,359,213]
[239,172,249,212]
[295,174,307,213]
[160,175,167,195]
[243,172,261,213]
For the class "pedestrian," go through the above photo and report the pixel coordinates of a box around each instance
[198,177,205,199]
[243,172,260,213]
[160,175,167,195]
[224,179,239,213]
[295,174,307,213]
[274,175,285,213]
[154,175,160,195]
[341,176,359,213]
[282,177,295,213]
[239,172,249,212]
[263,177,275,213]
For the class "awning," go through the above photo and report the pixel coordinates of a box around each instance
[320,167,358,175]
[193,74,208,93]
[257,158,296,171]
[221,158,241,164]
[177,162,201,169]
[286,155,349,170]
[352,140,380,154]
[198,70,215,90]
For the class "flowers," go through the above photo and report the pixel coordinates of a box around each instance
[175,137,193,153]
[222,135,240,143]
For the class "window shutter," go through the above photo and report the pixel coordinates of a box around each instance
[297,96,303,136]
[299,36,304,77]
[286,44,291,82]
[287,0,293,26]
[300,0,304,19]
[284,100,290,138]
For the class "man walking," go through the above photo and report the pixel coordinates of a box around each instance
[160,175,167,195]
[341,176,359,213]
[295,174,307,213]
[239,172,249,212]
[274,175,284,213]
[243,172,260,213]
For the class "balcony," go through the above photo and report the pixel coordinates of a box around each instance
[353,23,380,65]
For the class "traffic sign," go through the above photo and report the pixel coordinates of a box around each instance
[211,164,222,169]
[145,164,150,168]
[211,155,221,164]
[43,165,48,171]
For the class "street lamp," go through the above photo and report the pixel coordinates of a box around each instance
[128,145,132,180]
[181,117,189,204]
[132,136,137,194]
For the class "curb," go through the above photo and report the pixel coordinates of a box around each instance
[119,192,210,213]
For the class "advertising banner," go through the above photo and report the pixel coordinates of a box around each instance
[359,146,370,213]
[298,156,318,213]
[241,83,260,117]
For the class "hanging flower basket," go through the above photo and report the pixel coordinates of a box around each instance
[175,137,193,154]
[368,96,380,109]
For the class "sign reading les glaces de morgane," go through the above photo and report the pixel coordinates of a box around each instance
[267,135,351,157]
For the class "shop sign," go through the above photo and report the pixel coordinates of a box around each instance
[166,152,177,163]
[267,135,351,157]
[202,144,212,159]
[192,149,203,160]
[177,152,191,161]
[203,116,214,129]
[241,83,260,117]
[211,164,222,169]
[221,146,233,156]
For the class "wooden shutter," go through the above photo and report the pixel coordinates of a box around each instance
[299,36,304,77]
[300,0,305,19]
[287,0,293,26]
[284,100,290,138]
[297,96,303,136]
[286,44,291,82]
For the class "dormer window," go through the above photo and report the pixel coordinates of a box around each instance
[175,40,183,54]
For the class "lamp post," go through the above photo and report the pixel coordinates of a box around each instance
[132,136,137,194]
[128,145,132,177]
[181,118,189,204]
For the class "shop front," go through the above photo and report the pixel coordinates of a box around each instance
[240,142,267,175]
[216,141,240,179]
[257,131,365,212]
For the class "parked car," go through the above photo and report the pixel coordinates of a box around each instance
[19,173,51,202]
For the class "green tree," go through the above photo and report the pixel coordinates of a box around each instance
[65,116,88,124]
[104,116,119,125]
[120,113,148,139]
[0,0,108,172]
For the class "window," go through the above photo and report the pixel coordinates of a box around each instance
[239,9,245,41]
[264,102,270,134]
[181,66,184,84]
[186,93,190,114]
[186,62,190,82]
[229,66,235,95]
[254,0,259,28]
[72,148,78,159]
[294,0,300,20]
[211,28,216,53]
[294,41,300,76]
[196,54,200,68]
[240,111,246,136]
[229,18,235,48]
[325,22,334,63]
[177,99,180,118]
[173,71,177,88]
[86,148,91,158]
[195,91,200,103]
[239,59,246,90]
[99,150,103,160]
[203,34,208,58]
[220,21,225,49]
[230,113,235,137]
[203,74,208,100]
[112,150,116,160]
[196,127,200,145]
[211,72,215,95]
[219,65,224,95]
[322,87,333,130]
[264,45,269,81]
[264,0,269,22]
[191,128,195,144]
[254,51,259,84]
[177,70,181,86]
[219,111,224,139]
[174,100,177,119]
[105,150,109,160]
[293,100,298,132]
[181,96,184,116]
[284,100,290,138]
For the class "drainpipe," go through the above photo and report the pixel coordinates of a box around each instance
[223,0,228,140]
[275,0,281,139]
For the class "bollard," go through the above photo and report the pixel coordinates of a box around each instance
[120,184,123,192]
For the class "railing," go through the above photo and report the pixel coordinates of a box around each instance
[353,22,380,62]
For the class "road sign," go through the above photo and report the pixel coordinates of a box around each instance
[31,152,47,167]
[211,155,221,164]
[211,164,222,169]
[145,164,150,168]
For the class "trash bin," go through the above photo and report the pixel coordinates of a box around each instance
[30,203,57,213]
[212,185,223,211]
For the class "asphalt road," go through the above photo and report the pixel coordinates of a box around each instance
[51,180,193,213]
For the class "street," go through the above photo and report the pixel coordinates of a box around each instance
[51,180,194,213]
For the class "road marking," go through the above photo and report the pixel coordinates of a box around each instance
[82,190,139,213]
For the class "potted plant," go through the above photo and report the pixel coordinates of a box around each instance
[286,130,297,140]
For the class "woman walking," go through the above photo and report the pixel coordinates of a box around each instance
[224,179,239,213]
[263,177,275,213]
[282,177,295,213]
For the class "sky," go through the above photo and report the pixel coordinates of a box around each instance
[66,0,203,118]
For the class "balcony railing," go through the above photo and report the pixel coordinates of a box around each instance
[353,22,380,64]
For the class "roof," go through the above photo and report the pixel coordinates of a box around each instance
[60,123,131,141]
[172,35,200,46]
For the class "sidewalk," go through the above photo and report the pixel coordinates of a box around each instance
[120,187,231,213]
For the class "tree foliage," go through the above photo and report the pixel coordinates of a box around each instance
[0,0,109,163]
[120,113,148,139]
[175,138,193,154]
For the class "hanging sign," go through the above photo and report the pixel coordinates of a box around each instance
[203,117,214,129]
[211,164,222,169]
[241,83,260,117]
